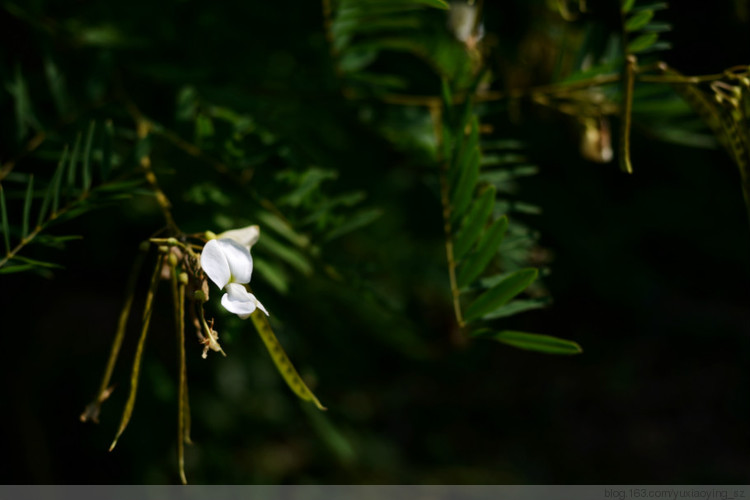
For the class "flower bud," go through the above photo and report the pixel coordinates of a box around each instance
[194,290,208,302]
[179,272,189,285]
[168,253,179,268]
[204,230,217,240]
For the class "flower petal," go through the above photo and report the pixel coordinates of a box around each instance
[200,239,231,289]
[221,283,258,319]
[218,225,260,250]
[220,283,269,318]
[216,238,253,284]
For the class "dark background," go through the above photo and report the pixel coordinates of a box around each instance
[1,0,749,484]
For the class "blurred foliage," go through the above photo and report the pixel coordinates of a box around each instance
[1,0,750,485]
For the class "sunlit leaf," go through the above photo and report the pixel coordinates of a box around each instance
[82,121,96,193]
[463,268,538,322]
[475,330,583,355]
[625,10,654,32]
[453,185,495,261]
[456,215,508,288]
[482,298,550,320]
[21,174,34,238]
[67,132,82,190]
[627,32,658,54]
[0,184,10,253]
[324,208,383,242]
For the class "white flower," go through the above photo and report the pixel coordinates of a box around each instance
[200,238,269,319]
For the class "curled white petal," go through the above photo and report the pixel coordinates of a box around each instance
[221,282,269,319]
[218,225,260,250]
[200,239,231,289]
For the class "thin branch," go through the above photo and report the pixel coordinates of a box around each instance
[430,104,465,328]
[620,55,636,175]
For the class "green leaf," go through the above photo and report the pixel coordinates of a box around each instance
[14,255,63,269]
[257,211,310,248]
[0,184,10,253]
[627,32,659,54]
[456,215,508,288]
[631,2,668,12]
[621,0,636,13]
[633,40,671,54]
[21,174,34,238]
[253,257,290,294]
[67,132,82,190]
[8,65,41,141]
[101,119,114,180]
[476,330,583,355]
[324,208,383,242]
[82,120,96,193]
[482,298,550,320]
[625,9,654,31]
[448,115,479,188]
[441,79,454,124]
[450,146,479,223]
[640,22,672,32]
[463,268,538,322]
[256,233,313,276]
[44,57,69,116]
[52,145,69,214]
[0,264,35,274]
[412,0,449,9]
[453,185,495,261]
[34,234,82,249]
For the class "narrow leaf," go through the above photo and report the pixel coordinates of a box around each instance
[476,330,583,355]
[0,184,10,253]
[101,119,114,180]
[482,298,550,320]
[453,185,495,260]
[256,232,313,276]
[448,116,478,188]
[44,57,69,116]
[52,145,69,214]
[412,0,449,9]
[254,257,290,294]
[456,215,508,288]
[82,120,96,193]
[13,255,64,269]
[257,211,309,247]
[0,264,35,274]
[627,32,658,54]
[463,268,538,322]
[625,10,654,31]
[325,208,383,242]
[67,133,82,190]
[450,146,480,223]
[621,0,636,13]
[21,175,34,238]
